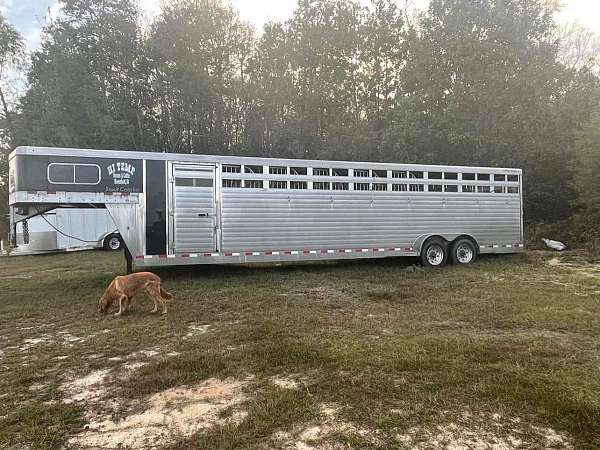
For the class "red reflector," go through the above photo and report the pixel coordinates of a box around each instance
[303,250,310,254]
[159,254,167,259]
[181,253,190,258]
[245,252,253,256]
[135,255,144,260]
[265,251,273,256]
[203,253,212,257]
[284,251,292,255]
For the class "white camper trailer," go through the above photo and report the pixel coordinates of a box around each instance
[11,208,121,255]
[8,146,524,270]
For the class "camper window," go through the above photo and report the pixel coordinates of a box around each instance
[48,163,100,185]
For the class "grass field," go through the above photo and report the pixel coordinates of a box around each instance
[1,250,600,449]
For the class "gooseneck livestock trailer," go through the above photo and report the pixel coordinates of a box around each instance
[8,146,524,269]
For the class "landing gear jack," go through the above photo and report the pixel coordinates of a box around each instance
[124,245,133,275]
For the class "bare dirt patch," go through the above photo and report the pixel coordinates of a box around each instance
[184,323,211,339]
[272,403,382,449]
[271,375,303,389]
[395,414,573,450]
[61,368,111,404]
[19,329,111,351]
[69,378,248,449]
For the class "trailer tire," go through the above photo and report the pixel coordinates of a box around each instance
[420,237,448,268]
[450,238,477,265]
[104,234,123,251]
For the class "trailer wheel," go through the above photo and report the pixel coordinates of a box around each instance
[104,234,123,251]
[450,238,477,265]
[420,238,448,267]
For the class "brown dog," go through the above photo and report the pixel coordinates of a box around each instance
[97,272,173,317]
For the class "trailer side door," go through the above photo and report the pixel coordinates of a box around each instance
[170,163,218,254]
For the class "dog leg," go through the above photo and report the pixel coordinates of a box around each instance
[125,296,134,312]
[114,295,126,317]
[145,283,161,313]
[150,296,159,314]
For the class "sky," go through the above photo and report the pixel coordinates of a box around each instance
[1,0,599,52]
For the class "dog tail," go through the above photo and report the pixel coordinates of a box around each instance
[160,285,173,301]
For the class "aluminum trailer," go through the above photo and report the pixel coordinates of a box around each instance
[8,146,524,269]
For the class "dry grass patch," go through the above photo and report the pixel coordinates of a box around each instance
[2,250,600,449]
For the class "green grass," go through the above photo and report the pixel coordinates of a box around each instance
[1,250,600,449]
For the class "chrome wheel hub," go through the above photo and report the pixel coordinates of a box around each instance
[426,245,444,266]
[108,237,121,250]
[456,244,473,264]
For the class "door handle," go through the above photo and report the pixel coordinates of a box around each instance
[198,212,214,217]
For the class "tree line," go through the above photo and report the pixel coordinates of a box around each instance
[1,0,599,241]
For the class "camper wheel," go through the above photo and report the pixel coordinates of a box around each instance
[104,234,123,251]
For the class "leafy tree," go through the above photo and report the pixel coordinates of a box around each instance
[253,0,402,161]
[360,0,406,160]
[0,13,25,240]
[572,92,600,239]
[556,22,600,74]
[13,0,146,149]
[390,0,591,221]
[5,0,600,232]
[146,0,255,154]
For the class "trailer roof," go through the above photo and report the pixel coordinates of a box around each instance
[10,146,522,174]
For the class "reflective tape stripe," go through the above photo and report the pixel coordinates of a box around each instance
[136,245,429,260]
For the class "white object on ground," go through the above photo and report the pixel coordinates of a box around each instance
[542,238,567,251]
